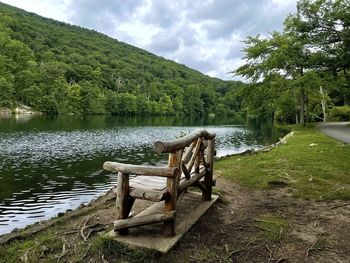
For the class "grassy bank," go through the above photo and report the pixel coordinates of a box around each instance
[217,125,350,201]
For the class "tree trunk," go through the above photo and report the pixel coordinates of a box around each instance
[293,86,299,124]
[300,88,305,126]
[295,113,300,125]
[320,86,327,122]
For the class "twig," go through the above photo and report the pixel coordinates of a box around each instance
[306,238,318,257]
[266,244,273,263]
[39,245,49,258]
[20,248,31,263]
[73,232,80,243]
[101,254,109,263]
[73,244,91,263]
[276,257,288,263]
[20,241,43,263]
[85,225,107,240]
[80,216,93,241]
[246,238,259,247]
[63,230,79,235]
[225,248,242,260]
[56,240,68,263]
[330,203,350,210]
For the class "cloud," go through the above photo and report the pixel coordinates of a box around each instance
[1,0,70,22]
[66,0,143,36]
[3,0,297,80]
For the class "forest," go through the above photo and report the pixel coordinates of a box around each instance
[0,0,349,123]
[0,2,243,116]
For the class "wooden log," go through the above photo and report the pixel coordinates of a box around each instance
[153,129,215,153]
[115,172,129,235]
[176,190,186,210]
[182,141,196,164]
[201,140,208,151]
[203,138,214,201]
[114,211,176,231]
[178,168,206,193]
[200,151,208,169]
[125,196,135,219]
[194,153,200,173]
[163,151,180,236]
[194,180,208,193]
[182,163,191,179]
[129,188,169,202]
[187,138,202,173]
[103,162,177,177]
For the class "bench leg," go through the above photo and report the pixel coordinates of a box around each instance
[163,175,176,236]
[163,152,180,236]
[115,172,131,235]
[202,139,214,201]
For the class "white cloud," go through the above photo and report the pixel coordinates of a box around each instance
[1,0,69,22]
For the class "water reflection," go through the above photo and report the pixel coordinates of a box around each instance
[0,115,281,235]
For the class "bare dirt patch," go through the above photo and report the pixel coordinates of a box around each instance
[169,176,350,263]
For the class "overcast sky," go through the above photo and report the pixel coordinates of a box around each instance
[2,0,297,80]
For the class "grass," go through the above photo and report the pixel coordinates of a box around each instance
[217,125,350,200]
[0,226,159,263]
[253,214,288,241]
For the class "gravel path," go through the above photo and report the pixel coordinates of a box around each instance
[318,122,350,144]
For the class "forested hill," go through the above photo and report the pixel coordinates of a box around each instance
[0,2,242,115]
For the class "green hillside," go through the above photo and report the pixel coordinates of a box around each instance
[0,2,242,115]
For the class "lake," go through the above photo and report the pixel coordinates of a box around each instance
[0,115,282,235]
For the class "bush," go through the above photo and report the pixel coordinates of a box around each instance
[329,106,350,121]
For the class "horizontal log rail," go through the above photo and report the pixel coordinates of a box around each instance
[114,211,176,231]
[153,129,215,153]
[129,188,169,202]
[103,161,178,177]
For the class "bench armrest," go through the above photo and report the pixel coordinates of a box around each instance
[103,161,178,177]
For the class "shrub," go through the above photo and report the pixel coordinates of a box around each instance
[329,106,350,121]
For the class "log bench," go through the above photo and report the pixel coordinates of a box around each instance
[102,129,215,237]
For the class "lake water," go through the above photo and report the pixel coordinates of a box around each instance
[0,115,282,235]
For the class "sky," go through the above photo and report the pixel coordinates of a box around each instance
[1,0,297,80]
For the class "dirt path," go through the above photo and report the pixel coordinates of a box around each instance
[318,122,350,144]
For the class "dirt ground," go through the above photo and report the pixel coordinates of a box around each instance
[174,175,350,263]
[1,175,349,263]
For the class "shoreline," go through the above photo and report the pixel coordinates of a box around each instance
[215,129,293,160]
[0,130,292,241]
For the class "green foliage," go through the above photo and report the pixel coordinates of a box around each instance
[329,106,350,121]
[234,0,350,124]
[0,3,244,116]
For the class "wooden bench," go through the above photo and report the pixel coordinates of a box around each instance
[102,129,215,237]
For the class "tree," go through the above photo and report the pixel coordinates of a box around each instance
[235,0,350,124]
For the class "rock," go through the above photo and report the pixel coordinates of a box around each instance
[11,228,19,233]
[268,180,289,187]
[0,107,11,114]
[57,212,65,217]
[14,105,40,114]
